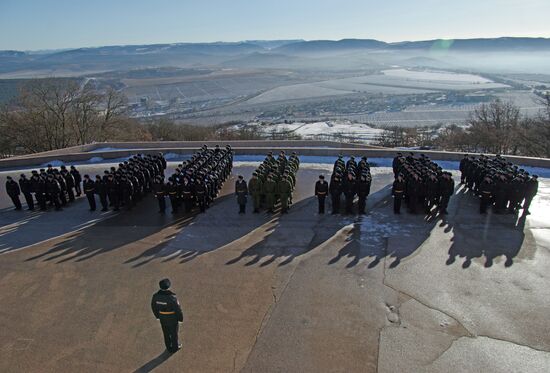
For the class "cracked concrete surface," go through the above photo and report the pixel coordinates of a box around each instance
[0,163,549,372]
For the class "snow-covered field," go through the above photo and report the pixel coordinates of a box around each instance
[240,120,383,142]
[243,68,508,105]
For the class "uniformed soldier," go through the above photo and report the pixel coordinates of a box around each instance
[263,175,277,213]
[46,174,62,211]
[478,176,493,214]
[357,174,371,215]
[70,166,82,196]
[83,175,96,211]
[19,174,34,211]
[6,176,22,211]
[277,174,292,214]
[439,172,454,215]
[153,176,167,214]
[314,175,329,214]
[392,174,406,214]
[248,172,262,213]
[329,175,342,214]
[151,279,183,353]
[95,175,109,211]
[166,177,179,214]
[343,172,357,214]
[235,175,248,214]
[522,175,538,215]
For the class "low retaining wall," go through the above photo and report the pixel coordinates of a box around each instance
[1,145,549,169]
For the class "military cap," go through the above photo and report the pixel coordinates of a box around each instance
[159,278,171,290]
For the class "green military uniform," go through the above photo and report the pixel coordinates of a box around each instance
[248,175,263,213]
[263,177,277,212]
[277,177,292,213]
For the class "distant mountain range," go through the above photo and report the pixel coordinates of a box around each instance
[1,37,550,77]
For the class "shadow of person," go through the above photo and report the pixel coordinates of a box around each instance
[445,188,526,269]
[225,197,326,267]
[133,350,173,373]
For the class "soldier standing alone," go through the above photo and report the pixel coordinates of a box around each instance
[235,175,248,214]
[314,175,328,214]
[151,278,183,353]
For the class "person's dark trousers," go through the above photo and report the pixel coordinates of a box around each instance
[75,183,82,196]
[170,196,178,213]
[440,196,450,213]
[59,191,67,206]
[394,195,402,214]
[331,195,340,214]
[23,192,34,210]
[99,194,109,211]
[239,203,246,214]
[480,195,491,214]
[358,196,366,214]
[67,188,75,202]
[52,194,62,211]
[86,192,96,211]
[318,195,325,214]
[160,319,179,352]
[36,193,47,210]
[198,197,206,212]
[10,194,22,210]
[157,196,166,213]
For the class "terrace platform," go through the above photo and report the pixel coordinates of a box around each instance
[0,155,549,372]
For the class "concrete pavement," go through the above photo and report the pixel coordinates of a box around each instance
[0,163,549,372]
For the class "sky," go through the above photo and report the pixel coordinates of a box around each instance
[1,0,549,51]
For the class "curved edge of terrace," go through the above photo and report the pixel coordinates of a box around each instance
[2,140,550,169]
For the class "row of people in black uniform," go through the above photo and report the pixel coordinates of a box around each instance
[391,152,454,215]
[459,154,539,215]
[82,153,168,211]
[150,145,233,214]
[5,165,83,211]
[314,155,372,215]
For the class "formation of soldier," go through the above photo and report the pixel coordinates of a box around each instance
[153,145,233,214]
[5,165,83,211]
[327,155,372,214]
[82,153,168,212]
[459,154,539,215]
[239,151,300,214]
[391,152,454,215]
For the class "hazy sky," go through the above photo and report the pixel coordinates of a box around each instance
[1,0,549,50]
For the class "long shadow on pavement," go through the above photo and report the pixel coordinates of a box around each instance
[445,184,528,269]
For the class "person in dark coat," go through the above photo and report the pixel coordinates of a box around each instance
[357,174,371,215]
[83,175,96,211]
[106,175,120,211]
[181,177,194,213]
[522,175,538,215]
[459,154,468,184]
[392,175,406,214]
[62,169,76,202]
[152,176,166,214]
[151,278,183,353]
[235,175,248,214]
[19,174,34,211]
[46,174,62,211]
[6,176,22,210]
[329,175,342,215]
[55,173,68,206]
[70,166,82,196]
[439,172,455,215]
[343,173,357,214]
[166,178,179,214]
[478,176,494,214]
[120,176,134,210]
[314,175,329,214]
[95,175,109,211]
[194,179,207,213]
